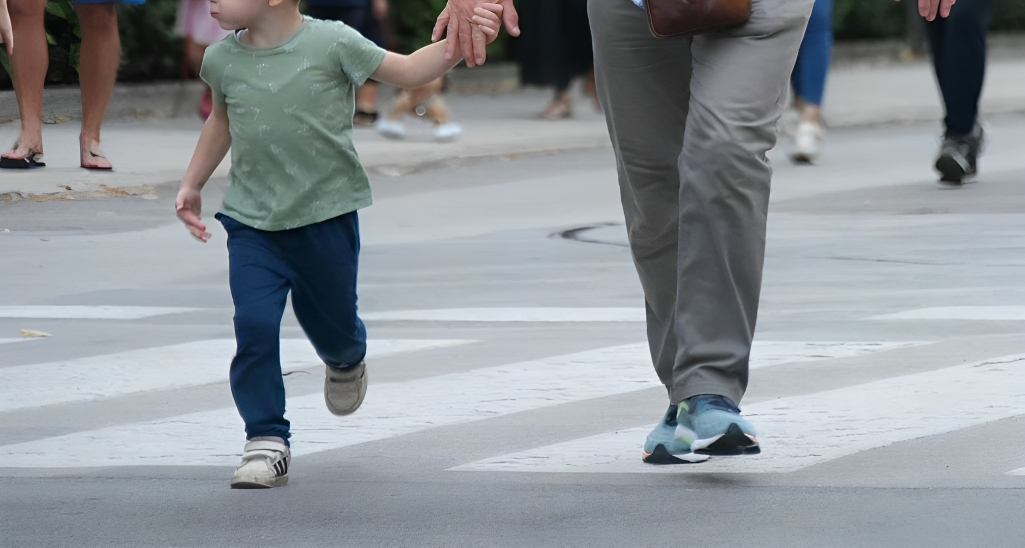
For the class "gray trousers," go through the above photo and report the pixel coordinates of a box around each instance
[588,0,813,405]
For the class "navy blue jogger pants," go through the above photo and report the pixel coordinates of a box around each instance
[218,212,367,443]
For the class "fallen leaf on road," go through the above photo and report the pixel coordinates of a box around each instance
[20,329,53,338]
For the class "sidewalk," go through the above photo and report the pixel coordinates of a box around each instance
[2,52,1024,201]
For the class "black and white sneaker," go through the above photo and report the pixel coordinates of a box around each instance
[230,439,290,489]
[935,124,983,185]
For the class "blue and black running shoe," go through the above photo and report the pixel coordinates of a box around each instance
[642,405,708,464]
[679,395,760,456]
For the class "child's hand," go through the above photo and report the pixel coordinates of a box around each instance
[175,187,212,243]
[472,3,504,45]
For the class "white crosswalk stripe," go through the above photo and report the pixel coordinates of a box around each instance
[0,306,204,320]
[361,307,646,322]
[452,354,1025,474]
[870,306,1025,321]
[0,339,35,345]
[0,341,921,468]
[1007,468,1025,476]
[0,339,473,414]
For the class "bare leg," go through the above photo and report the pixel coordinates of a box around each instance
[2,0,47,160]
[76,2,119,170]
[356,81,378,113]
[798,102,822,123]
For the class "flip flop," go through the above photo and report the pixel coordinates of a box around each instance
[81,151,113,171]
[0,154,46,169]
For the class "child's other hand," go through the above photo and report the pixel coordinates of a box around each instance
[175,187,212,243]
[472,3,504,44]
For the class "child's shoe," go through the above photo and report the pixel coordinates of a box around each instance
[679,395,760,456]
[230,438,290,489]
[324,361,367,416]
[376,118,406,139]
[642,405,708,464]
[432,122,462,141]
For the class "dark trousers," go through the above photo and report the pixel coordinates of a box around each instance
[924,0,993,136]
[218,212,367,443]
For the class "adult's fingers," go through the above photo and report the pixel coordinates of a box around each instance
[432,7,450,43]
[471,25,487,66]
[447,14,461,61]
[919,0,939,20]
[457,15,476,67]
[940,0,956,17]
[501,0,520,36]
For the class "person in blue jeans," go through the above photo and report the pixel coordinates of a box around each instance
[175,0,505,488]
[304,0,389,125]
[923,0,992,185]
[789,0,832,164]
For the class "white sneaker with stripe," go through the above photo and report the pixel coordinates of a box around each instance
[230,439,290,489]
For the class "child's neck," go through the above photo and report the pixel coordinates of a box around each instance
[241,6,304,48]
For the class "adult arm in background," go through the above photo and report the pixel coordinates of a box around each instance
[432,0,519,68]
[898,0,958,21]
[0,0,13,56]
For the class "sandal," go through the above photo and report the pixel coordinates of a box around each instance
[0,153,46,169]
[81,151,113,171]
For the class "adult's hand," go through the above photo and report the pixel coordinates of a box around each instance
[897,0,957,22]
[432,0,519,68]
[0,0,13,56]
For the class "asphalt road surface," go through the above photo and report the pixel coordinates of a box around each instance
[2,116,1025,547]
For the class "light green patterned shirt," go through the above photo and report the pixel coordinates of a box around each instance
[200,17,387,231]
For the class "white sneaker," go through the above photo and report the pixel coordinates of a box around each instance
[791,120,822,164]
[376,119,406,139]
[230,438,290,489]
[432,122,462,141]
[324,361,367,416]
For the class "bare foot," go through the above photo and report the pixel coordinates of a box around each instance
[540,97,572,120]
[80,137,113,170]
[2,137,44,160]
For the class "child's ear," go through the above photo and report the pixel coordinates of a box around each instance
[267,0,294,7]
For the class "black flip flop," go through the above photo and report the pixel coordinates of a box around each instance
[0,154,46,169]
[81,151,113,171]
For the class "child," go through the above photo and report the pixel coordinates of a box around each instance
[174,0,504,489]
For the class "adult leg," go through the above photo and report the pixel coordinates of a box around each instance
[2,0,47,161]
[283,212,368,369]
[676,0,813,404]
[924,0,993,136]
[589,0,692,398]
[75,2,120,169]
[220,215,293,443]
[791,0,832,116]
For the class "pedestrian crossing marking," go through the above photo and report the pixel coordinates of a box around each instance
[0,339,35,345]
[361,308,646,322]
[870,306,1025,321]
[0,341,922,468]
[450,354,1025,474]
[0,339,473,414]
[0,306,203,320]
[1007,467,1025,476]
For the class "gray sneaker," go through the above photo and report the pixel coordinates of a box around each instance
[324,361,367,416]
[935,124,983,185]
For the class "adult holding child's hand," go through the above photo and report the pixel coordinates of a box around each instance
[432,0,519,67]
[0,0,13,55]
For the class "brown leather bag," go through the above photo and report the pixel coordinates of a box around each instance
[645,0,752,38]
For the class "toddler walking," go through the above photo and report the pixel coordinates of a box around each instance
[175,0,504,489]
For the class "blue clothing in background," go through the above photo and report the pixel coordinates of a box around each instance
[924,0,993,136]
[790,0,833,106]
[218,212,368,444]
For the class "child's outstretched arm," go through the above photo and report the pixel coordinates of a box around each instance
[371,4,502,89]
[175,102,231,243]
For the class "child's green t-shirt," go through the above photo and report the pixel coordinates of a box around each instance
[200,18,387,231]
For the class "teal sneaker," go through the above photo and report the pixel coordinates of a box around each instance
[642,405,708,464]
[679,395,760,456]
